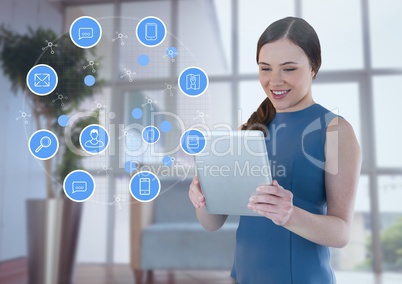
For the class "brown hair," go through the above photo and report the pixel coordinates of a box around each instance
[241,17,321,135]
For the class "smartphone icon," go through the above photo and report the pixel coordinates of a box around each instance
[139,178,151,195]
[145,23,157,41]
[147,129,154,141]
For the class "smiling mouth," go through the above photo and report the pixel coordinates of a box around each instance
[270,89,290,99]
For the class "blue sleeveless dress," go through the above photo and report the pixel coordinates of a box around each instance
[231,104,339,284]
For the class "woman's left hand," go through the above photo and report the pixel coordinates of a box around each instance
[247,180,294,226]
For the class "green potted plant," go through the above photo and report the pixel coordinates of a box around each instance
[0,25,101,283]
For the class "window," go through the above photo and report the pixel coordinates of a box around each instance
[239,0,295,74]
[62,1,402,273]
[373,76,402,168]
[313,82,361,144]
[369,0,402,69]
[303,0,364,70]
[378,175,402,271]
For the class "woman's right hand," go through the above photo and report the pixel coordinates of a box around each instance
[189,176,206,209]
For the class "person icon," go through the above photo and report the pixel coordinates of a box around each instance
[80,124,109,155]
[84,129,105,148]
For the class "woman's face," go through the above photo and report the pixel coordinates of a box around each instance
[258,39,315,112]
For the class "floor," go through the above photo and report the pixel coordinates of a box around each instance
[2,258,402,284]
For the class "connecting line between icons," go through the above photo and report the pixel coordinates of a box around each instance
[42,40,58,54]
[141,97,155,111]
[118,130,129,140]
[163,50,178,62]
[120,68,136,82]
[161,83,177,96]
[163,48,179,62]
[193,111,209,124]
[110,195,125,209]
[92,102,107,115]
[97,165,112,177]
[112,31,128,45]
[16,110,31,124]
[118,130,135,142]
[52,93,68,106]
[83,59,100,73]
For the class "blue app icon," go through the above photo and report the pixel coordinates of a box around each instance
[180,129,206,155]
[136,16,167,47]
[69,16,102,49]
[129,171,161,202]
[63,170,95,202]
[28,129,59,160]
[79,124,109,155]
[124,161,137,174]
[162,155,175,167]
[178,67,209,97]
[26,64,58,96]
[142,126,160,144]
[165,46,178,62]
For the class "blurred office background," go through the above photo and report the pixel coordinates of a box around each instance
[1,0,402,283]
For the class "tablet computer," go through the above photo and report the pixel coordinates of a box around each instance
[194,130,272,216]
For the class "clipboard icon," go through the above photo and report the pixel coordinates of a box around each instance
[34,73,50,87]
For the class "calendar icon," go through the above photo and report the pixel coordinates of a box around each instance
[186,135,199,149]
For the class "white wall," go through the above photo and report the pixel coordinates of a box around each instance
[0,0,62,261]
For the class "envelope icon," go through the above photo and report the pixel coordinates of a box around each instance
[34,73,50,87]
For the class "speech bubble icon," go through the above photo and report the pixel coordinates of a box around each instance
[78,28,94,40]
[72,181,87,193]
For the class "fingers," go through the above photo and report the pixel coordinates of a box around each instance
[256,180,290,198]
[248,194,284,206]
[189,176,205,209]
[248,180,294,226]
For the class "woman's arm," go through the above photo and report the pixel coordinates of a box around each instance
[247,117,362,248]
[189,176,228,232]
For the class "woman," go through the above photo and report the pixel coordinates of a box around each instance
[188,17,361,284]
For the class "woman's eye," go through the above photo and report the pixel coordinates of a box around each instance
[260,68,271,71]
[284,68,296,72]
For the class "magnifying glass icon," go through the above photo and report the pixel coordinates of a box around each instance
[35,136,52,153]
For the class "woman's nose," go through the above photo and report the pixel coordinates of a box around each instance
[270,72,284,86]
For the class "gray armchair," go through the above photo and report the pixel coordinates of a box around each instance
[130,176,238,282]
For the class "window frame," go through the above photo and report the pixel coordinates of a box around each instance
[62,0,402,271]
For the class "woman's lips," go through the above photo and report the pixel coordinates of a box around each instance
[271,89,290,100]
